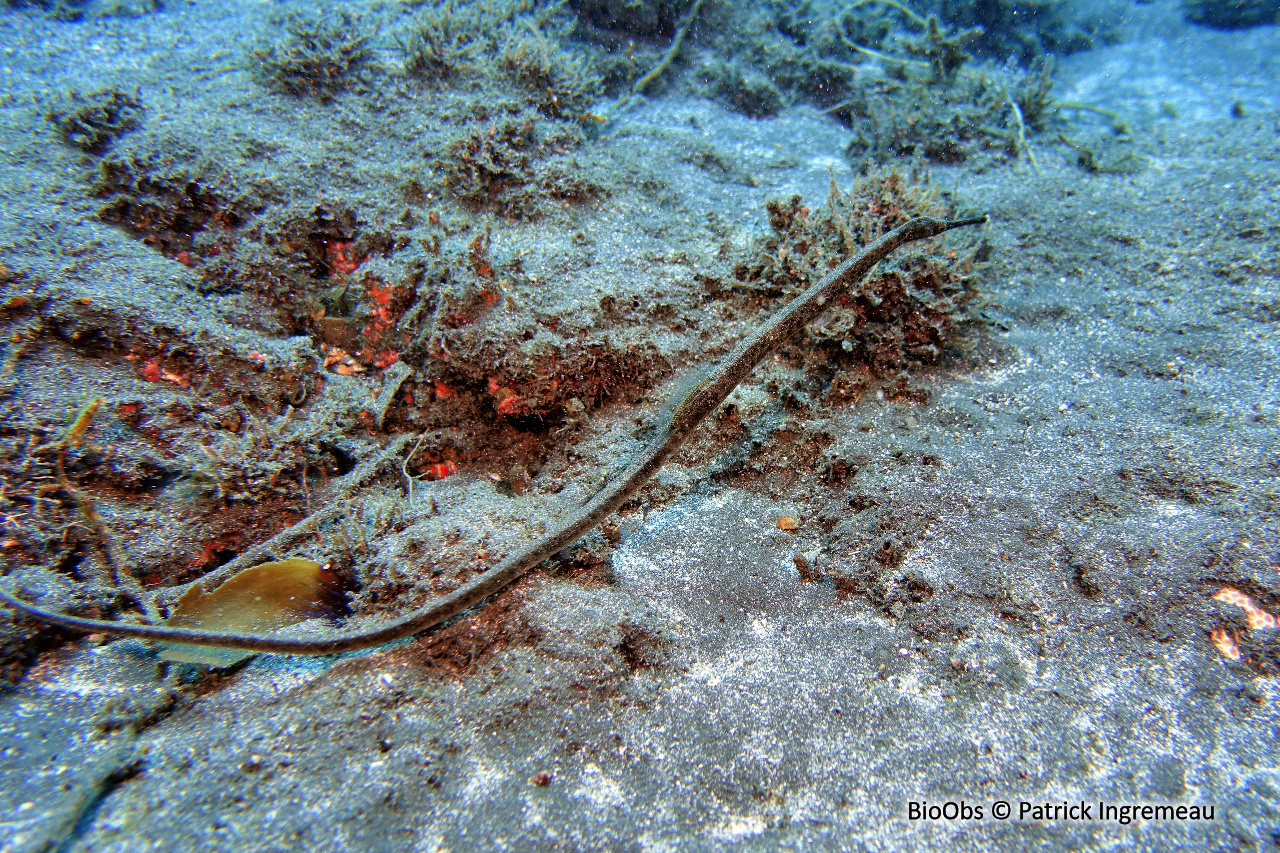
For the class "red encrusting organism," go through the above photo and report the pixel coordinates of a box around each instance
[424,461,457,480]
[325,241,362,279]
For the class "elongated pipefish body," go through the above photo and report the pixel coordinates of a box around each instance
[0,214,987,657]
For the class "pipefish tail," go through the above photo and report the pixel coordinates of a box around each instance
[0,214,988,658]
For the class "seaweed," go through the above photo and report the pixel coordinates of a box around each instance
[94,152,386,329]
[1009,56,1056,131]
[252,12,374,101]
[499,23,604,119]
[400,0,586,87]
[730,169,981,374]
[400,0,499,80]
[838,65,1020,165]
[0,397,121,589]
[95,163,243,261]
[398,1,607,216]
[688,2,1059,167]
[839,19,1064,165]
[437,118,540,207]
[434,115,600,215]
[684,0,909,118]
[906,15,983,82]
[46,88,143,154]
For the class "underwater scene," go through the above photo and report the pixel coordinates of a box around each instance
[0,0,1277,848]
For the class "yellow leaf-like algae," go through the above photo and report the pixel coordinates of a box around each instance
[158,557,347,667]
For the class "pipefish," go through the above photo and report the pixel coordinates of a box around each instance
[0,214,987,658]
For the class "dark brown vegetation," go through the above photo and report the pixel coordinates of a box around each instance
[253,12,374,101]
[729,169,983,374]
